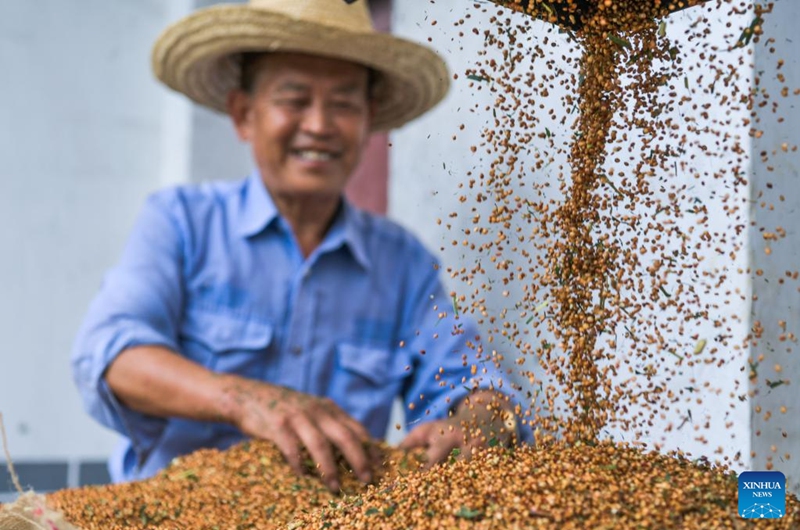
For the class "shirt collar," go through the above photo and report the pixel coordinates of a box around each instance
[334,201,372,270]
[237,172,371,270]
[237,172,280,238]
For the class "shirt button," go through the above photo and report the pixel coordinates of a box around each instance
[291,346,302,356]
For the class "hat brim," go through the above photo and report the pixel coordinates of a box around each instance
[152,4,450,131]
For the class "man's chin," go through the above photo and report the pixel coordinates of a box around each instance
[271,184,345,203]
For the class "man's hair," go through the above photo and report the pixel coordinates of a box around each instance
[238,52,380,99]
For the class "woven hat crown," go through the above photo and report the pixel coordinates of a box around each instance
[152,0,449,130]
[250,0,374,33]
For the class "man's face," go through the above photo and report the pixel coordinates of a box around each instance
[228,53,373,201]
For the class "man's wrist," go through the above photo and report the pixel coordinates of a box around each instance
[213,373,248,426]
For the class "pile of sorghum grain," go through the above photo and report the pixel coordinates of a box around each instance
[6,438,796,529]
[45,440,425,530]
[4,2,795,529]
[293,442,800,529]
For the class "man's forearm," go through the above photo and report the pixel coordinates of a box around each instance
[105,345,244,425]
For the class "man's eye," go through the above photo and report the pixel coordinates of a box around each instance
[276,98,308,108]
[331,100,361,111]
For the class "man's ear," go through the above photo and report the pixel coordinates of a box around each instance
[227,89,252,142]
[358,98,378,147]
[368,98,379,130]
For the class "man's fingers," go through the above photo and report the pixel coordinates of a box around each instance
[318,415,372,483]
[342,415,372,443]
[318,399,374,482]
[291,414,340,491]
[270,425,304,477]
[323,399,372,442]
[399,422,434,449]
[425,433,461,470]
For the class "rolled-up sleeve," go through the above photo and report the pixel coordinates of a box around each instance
[72,191,185,459]
[400,246,509,428]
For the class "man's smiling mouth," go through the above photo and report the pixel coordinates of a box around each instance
[292,149,339,162]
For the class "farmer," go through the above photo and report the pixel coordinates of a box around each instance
[72,0,516,490]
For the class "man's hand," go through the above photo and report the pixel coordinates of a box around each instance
[106,346,374,492]
[223,378,374,491]
[399,390,517,469]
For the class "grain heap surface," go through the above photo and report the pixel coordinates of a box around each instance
[293,442,800,529]
[45,440,425,530]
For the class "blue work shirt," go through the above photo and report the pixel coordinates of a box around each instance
[72,173,503,482]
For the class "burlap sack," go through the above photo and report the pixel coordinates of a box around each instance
[0,414,82,530]
[0,492,81,530]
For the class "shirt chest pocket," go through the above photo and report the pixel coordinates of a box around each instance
[337,343,407,385]
[329,343,409,435]
[180,309,275,380]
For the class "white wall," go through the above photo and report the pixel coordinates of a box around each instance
[0,0,178,462]
[0,0,249,473]
[749,0,800,492]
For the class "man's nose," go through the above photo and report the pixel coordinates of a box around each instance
[301,100,335,136]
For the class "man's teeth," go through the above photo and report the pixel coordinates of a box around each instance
[295,150,334,161]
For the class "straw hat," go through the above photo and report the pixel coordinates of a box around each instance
[152,0,450,131]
